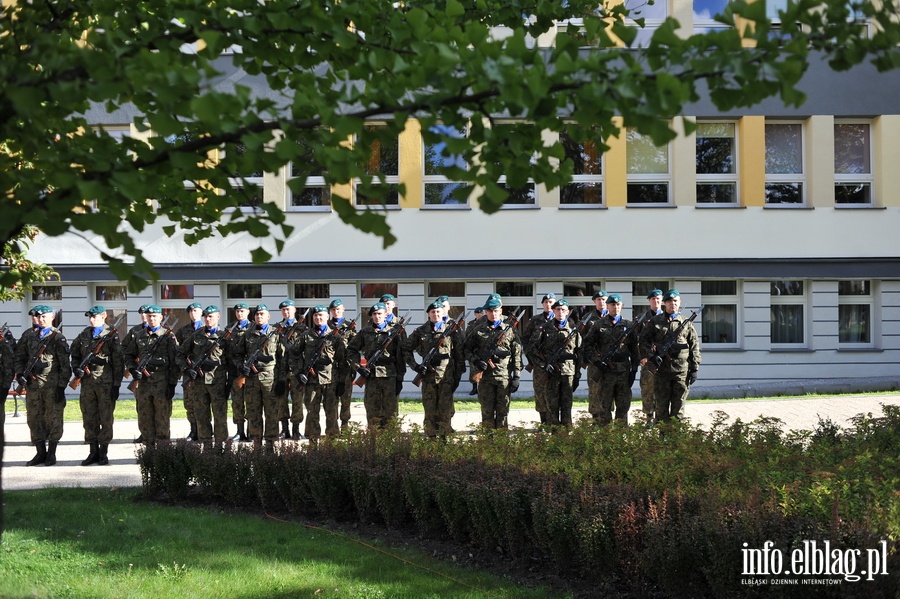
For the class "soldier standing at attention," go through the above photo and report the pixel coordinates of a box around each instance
[523,292,556,424]
[15,305,71,466]
[464,305,485,396]
[292,305,346,440]
[177,305,232,446]
[122,304,149,350]
[405,300,466,437]
[635,289,664,423]
[347,302,406,429]
[380,293,397,324]
[124,304,178,445]
[464,297,522,430]
[581,290,608,423]
[276,299,307,440]
[0,324,13,431]
[583,294,639,425]
[227,302,252,441]
[328,298,357,433]
[640,290,701,422]
[236,304,286,448]
[175,302,204,441]
[70,305,124,465]
[528,298,581,429]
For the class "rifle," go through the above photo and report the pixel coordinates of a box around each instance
[297,317,357,385]
[184,321,239,384]
[646,306,704,374]
[15,329,58,394]
[2,322,19,416]
[127,323,172,393]
[542,312,592,374]
[353,310,411,387]
[587,312,648,381]
[412,311,469,387]
[123,314,171,380]
[278,307,311,347]
[526,312,594,373]
[233,325,280,390]
[470,308,526,384]
[69,314,125,390]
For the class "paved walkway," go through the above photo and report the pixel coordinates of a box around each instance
[4,393,899,491]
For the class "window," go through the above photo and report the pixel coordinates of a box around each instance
[360,282,399,315]
[701,281,739,344]
[625,0,669,47]
[627,128,670,204]
[838,280,872,345]
[765,122,804,205]
[224,283,263,324]
[560,128,604,206]
[696,122,738,204]
[288,131,330,209]
[31,285,63,328]
[293,284,330,300]
[632,280,670,318]
[356,126,399,206]
[693,0,732,33]
[93,285,128,338]
[834,122,873,205]
[426,281,467,319]
[770,280,806,345]
[492,124,537,207]
[423,125,468,207]
[225,142,264,210]
[495,281,535,333]
[563,280,605,323]
[159,283,198,331]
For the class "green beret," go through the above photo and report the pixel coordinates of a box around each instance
[606,294,623,304]
[313,304,328,314]
[279,299,295,309]
[33,305,54,316]
[369,302,387,315]
[233,302,250,310]
[138,304,150,314]
[437,295,450,303]
[380,293,396,302]
[647,289,663,299]
[427,300,443,312]
[255,304,269,312]
[591,290,608,300]
[487,293,501,301]
[484,298,502,309]
[27,307,36,316]
[145,305,163,314]
[328,298,343,309]
[552,299,569,308]
[85,305,106,317]
[473,306,484,314]
[202,305,220,315]
[186,302,202,311]
[663,289,680,301]
[541,292,556,302]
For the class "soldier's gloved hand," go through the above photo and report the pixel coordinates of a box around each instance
[686,370,698,386]
[129,368,143,380]
[395,379,403,395]
[508,376,520,394]
[56,387,66,403]
[184,368,198,380]
[166,384,176,401]
[273,380,286,396]
[473,359,488,371]
[413,364,428,375]
[335,382,345,397]
[314,356,332,366]
[16,374,27,389]
[110,386,120,402]
[355,366,371,379]
[239,365,252,376]
[73,367,86,379]
[296,373,309,386]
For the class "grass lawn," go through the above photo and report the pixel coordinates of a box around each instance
[1,488,567,599]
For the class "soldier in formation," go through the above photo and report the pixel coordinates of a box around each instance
[291,305,346,440]
[175,302,204,441]
[328,298,357,433]
[528,298,581,428]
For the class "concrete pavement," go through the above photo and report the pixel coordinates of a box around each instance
[4,392,900,491]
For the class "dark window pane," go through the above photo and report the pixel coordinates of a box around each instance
[357,185,399,205]
[160,284,194,300]
[835,183,871,204]
[495,282,534,297]
[771,281,804,296]
[561,130,602,175]
[633,281,670,298]
[293,284,330,299]
[95,286,127,301]
[226,284,262,299]
[839,304,870,343]
[838,280,870,295]
[702,304,737,343]
[291,186,331,207]
[563,281,605,298]
[702,281,737,295]
[765,183,802,204]
[502,183,536,205]
[697,183,736,204]
[427,282,466,297]
[424,183,467,205]
[696,136,734,174]
[360,283,398,299]
[627,183,668,203]
[561,183,603,205]
[31,286,62,301]
[771,305,804,343]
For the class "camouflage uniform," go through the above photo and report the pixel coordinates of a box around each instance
[633,307,661,420]
[464,316,522,429]
[177,325,233,444]
[579,307,607,420]
[523,310,553,421]
[0,335,15,430]
[583,314,639,424]
[405,317,466,437]
[528,317,581,427]
[291,324,346,439]
[346,319,406,429]
[70,323,124,446]
[641,311,701,422]
[329,315,358,430]
[226,318,252,436]
[235,324,286,443]
[15,326,71,448]
[175,319,203,437]
[124,325,179,443]
[276,318,308,436]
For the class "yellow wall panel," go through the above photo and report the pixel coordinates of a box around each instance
[605,117,627,207]
[399,119,422,208]
[738,116,765,206]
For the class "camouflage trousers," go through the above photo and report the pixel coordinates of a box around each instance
[244,375,279,441]
[303,382,339,439]
[339,371,354,427]
[640,367,656,418]
[363,377,398,429]
[188,379,229,443]
[79,379,115,444]
[231,382,246,425]
[477,379,510,429]
[182,377,197,427]
[421,377,455,437]
[586,364,605,417]
[544,372,575,427]
[284,379,304,425]
[597,370,633,425]
[531,368,550,419]
[653,373,689,422]
[135,381,173,443]
[26,384,66,443]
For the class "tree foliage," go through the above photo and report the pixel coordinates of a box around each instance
[0,0,897,292]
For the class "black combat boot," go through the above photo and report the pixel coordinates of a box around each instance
[233,422,248,442]
[187,423,198,441]
[26,442,47,466]
[81,442,99,466]
[98,444,109,466]
[45,441,58,466]
[280,418,290,439]
[469,383,478,396]
[291,421,302,441]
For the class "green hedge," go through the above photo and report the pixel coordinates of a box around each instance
[138,406,900,597]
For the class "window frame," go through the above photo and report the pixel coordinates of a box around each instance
[559,128,605,208]
[92,284,129,339]
[695,121,739,205]
[158,282,199,332]
[700,280,741,347]
[422,124,470,209]
[354,124,400,208]
[838,280,875,348]
[834,120,874,206]
[770,280,807,347]
[287,130,332,212]
[764,120,806,206]
[626,127,672,205]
